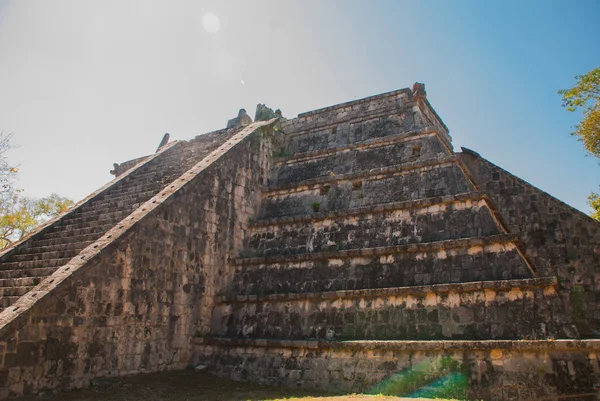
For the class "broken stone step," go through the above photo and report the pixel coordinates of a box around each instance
[10,249,81,263]
[0,286,35,297]
[0,276,43,288]
[213,276,567,341]
[18,240,95,256]
[0,266,59,279]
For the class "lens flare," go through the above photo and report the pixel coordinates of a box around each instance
[202,12,220,34]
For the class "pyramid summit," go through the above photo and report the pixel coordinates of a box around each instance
[0,84,599,399]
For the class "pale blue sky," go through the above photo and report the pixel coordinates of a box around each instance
[0,0,598,213]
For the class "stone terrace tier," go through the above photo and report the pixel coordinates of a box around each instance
[260,157,472,219]
[229,234,533,296]
[0,127,241,312]
[249,193,502,256]
[271,129,450,186]
[212,276,573,341]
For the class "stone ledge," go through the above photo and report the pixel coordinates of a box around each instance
[214,276,557,304]
[274,127,442,166]
[234,233,519,266]
[250,191,485,228]
[266,155,460,195]
[194,335,600,351]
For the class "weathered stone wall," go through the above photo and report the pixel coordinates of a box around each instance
[278,85,448,157]
[229,235,532,296]
[272,132,449,185]
[193,338,600,400]
[261,161,472,219]
[281,88,412,135]
[0,124,276,398]
[249,197,502,256]
[214,277,568,340]
[460,152,600,336]
[283,112,420,155]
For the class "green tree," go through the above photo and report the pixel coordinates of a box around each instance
[559,66,600,158]
[0,193,73,248]
[0,133,74,248]
[589,193,600,221]
[559,67,600,220]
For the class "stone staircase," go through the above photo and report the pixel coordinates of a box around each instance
[0,127,240,313]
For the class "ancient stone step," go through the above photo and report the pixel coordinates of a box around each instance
[16,240,95,257]
[0,261,67,273]
[42,224,114,240]
[9,249,80,263]
[91,187,161,205]
[0,296,20,308]
[70,200,148,221]
[58,209,131,227]
[33,232,102,248]
[213,276,572,341]
[272,131,449,186]
[54,216,129,231]
[85,191,157,209]
[229,234,533,296]
[0,286,34,297]
[260,158,472,219]
[249,193,502,257]
[0,276,42,288]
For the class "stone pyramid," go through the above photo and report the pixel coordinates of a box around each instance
[0,84,598,400]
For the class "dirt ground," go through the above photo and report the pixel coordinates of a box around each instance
[13,370,432,401]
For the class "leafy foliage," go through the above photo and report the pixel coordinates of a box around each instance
[559,68,600,221]
[0,133,74,248]
[558,67,600,158]
[0,193,73,248]
[588,192,600,221]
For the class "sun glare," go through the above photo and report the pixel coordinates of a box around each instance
[202,12,221,34]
